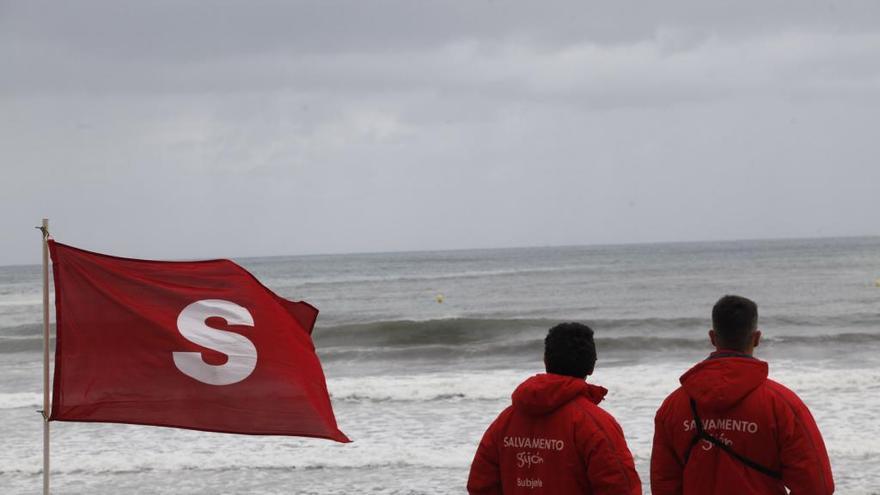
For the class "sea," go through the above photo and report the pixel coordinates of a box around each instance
[1,237,879,494]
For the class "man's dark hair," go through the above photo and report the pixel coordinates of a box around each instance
[712,295,758,351]
[544,322,596,378]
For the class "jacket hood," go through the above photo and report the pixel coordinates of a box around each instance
[511,373,607,416]
[680,352,768,411]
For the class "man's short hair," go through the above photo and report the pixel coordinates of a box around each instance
[544,322,596,378]
[712,295,758,351]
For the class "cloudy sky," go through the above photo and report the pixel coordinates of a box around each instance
[1,1,879,265]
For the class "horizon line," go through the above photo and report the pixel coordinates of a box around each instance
[2,232,879,269]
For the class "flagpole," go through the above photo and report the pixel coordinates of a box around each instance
[39,218,50,495]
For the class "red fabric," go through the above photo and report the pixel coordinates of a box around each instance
[467,373,641,495]
[48,241,349,442]
[651,352,834,494]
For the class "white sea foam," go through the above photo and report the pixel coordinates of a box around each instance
[0,298,42,307]
[0,392,43,410]
[328,369,524,402]
[2,360,880,493]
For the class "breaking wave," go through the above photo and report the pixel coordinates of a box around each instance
[2,316,878,357]
[0,392,43,410]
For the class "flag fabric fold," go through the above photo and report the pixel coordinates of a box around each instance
[48,240,349,442]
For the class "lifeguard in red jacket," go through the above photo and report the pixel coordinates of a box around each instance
[651,295,834,494]
[467,322,641,494]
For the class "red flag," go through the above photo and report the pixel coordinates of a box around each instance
[48,241,349,442]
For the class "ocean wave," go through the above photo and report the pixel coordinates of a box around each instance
[2,314,878,356]
[0,297,42,307]
[313,317,706,348]
[326,370,524,403]
[0,323,44,337]
[263,264,601,289]
[313,315,880,348]
[0,392,43,410]
[318,334,880,364]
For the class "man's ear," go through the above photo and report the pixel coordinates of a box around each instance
[709,329,717,347]
[753,330,761,348]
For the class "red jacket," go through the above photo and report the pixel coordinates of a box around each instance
[651,351,834,495]
[467,373,641,494]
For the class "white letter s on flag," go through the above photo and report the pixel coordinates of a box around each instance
[173,299,258,385]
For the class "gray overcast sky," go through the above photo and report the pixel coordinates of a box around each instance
[2,1,879,266]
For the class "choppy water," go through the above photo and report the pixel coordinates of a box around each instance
[1,237,879,494]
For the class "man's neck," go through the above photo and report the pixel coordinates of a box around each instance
[710,348,754,359]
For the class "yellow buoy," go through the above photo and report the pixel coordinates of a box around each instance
[874,278,880,288]
[435,294,445,304]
